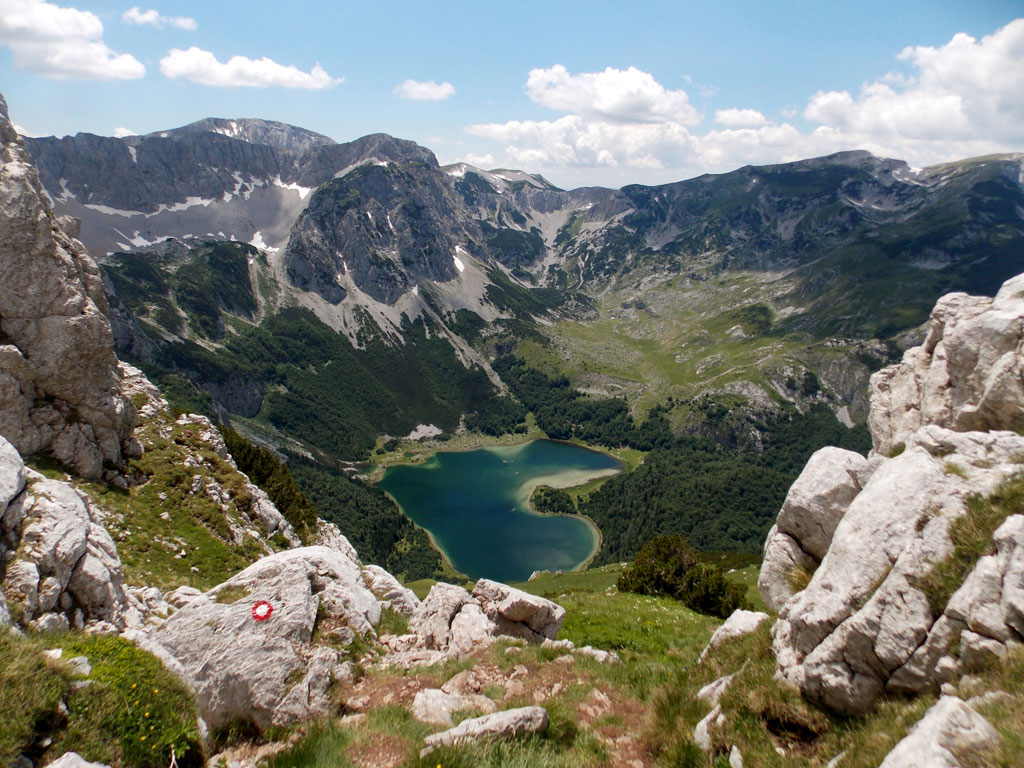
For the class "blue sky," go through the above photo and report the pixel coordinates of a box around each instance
[1,0,1022,188]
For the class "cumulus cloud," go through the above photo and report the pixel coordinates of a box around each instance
[394,79,455,100]
[0,0,145,79]
[468,20,1024,185]
[159,47,341,89]
[122,6,196,30]
[715,108,768,127]
[458,152,495,168]
[526,64,699,124]
[112,126,135,138]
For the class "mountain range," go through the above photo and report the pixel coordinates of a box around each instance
[22,120,1024,460]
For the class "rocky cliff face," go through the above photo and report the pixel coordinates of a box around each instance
[0,93,136,480]
[761,272,1024,716]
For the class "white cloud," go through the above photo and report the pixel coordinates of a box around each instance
[394,79,455,100]
[159,47,341,89]
[467,20,1024,186]
[13,123,40,136]
[715,108,767,127]
[525,64,699,124]
[112,126,135,137]
[460,152,495,168]
[122,6,196,30]
[0,0,144,79]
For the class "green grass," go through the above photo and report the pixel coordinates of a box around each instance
[75,410,280,591]
[917,473,1024,618]
[0,631,201,768]
[264,721,356,768]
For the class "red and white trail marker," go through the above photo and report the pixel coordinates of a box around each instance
[251,600,274,621]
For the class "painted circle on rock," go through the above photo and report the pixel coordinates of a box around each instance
[252,600,274,621]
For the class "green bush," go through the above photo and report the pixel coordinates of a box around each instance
[618,534,749,618]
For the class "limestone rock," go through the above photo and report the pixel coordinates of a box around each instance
[176,413,301,547]
[46,753,112,768]
[449,602,499,656]
[699,610,769,661]
[877,696,999,768]
[0,91,134,479]
[472,578,565,641]
[870,273,1024,457]
[1,472,136,631]
[362,564,420,616]
[758,526,817,613]
[0,434,26,514]
[697,673,735,707]
[421,705,549,755]
[152,546,380,730]
[772,426,1024,715]
[408,582,474,651]
[759,448,881,610]
[411,687,497,727]
[693,704,725,752]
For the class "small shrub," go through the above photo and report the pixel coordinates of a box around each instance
[888,442,906,458]
[617,534,750,618]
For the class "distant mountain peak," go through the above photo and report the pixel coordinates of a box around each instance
[152,117,336,153]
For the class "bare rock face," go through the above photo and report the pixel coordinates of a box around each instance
[151,545,378,731]
[878,696,999,768]
[0,92,135,479]
[0,441,138,632]
[870,273,1024,457]
[759,447,881,610]
[761,275,1024,716]
[771,426,1024,715]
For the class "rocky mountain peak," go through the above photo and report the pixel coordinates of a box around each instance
[152,116,336,153]
[0,91,136,480]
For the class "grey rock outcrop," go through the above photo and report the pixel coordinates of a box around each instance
[766,273,1024,716]
[772,426,1024,715]
[362,563,420,616]
[870,273,1024,456]
[472,578,565,642]
[0,444,137,632]
[759,448,882,610]
[0,92,135,479]
[421,705,549,756]
[877,696,999,768]
[381,578,569,667]
[152,545,377,730]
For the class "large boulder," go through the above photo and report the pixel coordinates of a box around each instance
[877,696,999,768]
[1,464,137,632]
[870,273,1024,457]
[472,578,565,641]
[362,564,420,616]
[0,91,135,479]
[382,579,569,667]
[771,426,1024,715]
[152,545,379,731]
[759,447,880,610]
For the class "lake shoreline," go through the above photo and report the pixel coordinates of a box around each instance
[378,439,622,582]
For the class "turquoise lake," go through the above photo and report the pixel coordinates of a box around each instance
[377,440,621,583]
